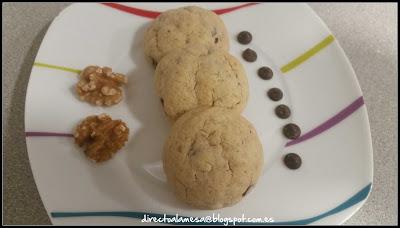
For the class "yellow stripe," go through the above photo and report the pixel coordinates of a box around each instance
[34,62,81,74]
[280,34,335,73]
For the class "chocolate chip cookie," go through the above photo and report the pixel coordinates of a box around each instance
[143,6,229,65]
[163,107,264,209]
[155,44,249,121]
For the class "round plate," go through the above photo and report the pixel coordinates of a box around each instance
[25,3,373,225]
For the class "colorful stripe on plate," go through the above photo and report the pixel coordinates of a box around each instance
[34,62,81,74]
[25,97,364,148]
[280,35,335,73]
[286,96,365,147]
[26,132,73,137]
[50,183,371,225]
[101,3,259,19]
[32,37,336,78]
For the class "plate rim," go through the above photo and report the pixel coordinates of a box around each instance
[24,2,374,225]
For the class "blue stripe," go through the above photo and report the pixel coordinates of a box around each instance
[51,183,372,225]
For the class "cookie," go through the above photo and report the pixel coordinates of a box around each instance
[143,6,229,65]
[163,107,264,209]
[155,45,249,121]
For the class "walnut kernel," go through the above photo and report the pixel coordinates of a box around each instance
[74,114,130,163]
[76,66,128,106]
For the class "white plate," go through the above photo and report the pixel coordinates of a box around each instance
[25,3,373,225]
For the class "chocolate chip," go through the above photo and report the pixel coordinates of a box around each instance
[151,58,157,68]
[267,88,283,101]
[237,31,252,44]
[283,153,302,169]
[242,48,257,62]
[160,98,164,106]
[214,37,219,43]
[282,123,301,139]
[275,104,291,119]
[257,67,273,80]
[242,185,253,196]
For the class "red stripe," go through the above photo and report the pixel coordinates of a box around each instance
[213,3,259,15]
[101,3,161,19]
[101,3,259,19]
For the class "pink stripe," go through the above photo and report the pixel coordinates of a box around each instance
[25,96,364,143]
[101,3,259,19]
[26,132,73,137]
[285,96,365,147]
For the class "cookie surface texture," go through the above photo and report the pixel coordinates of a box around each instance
[163,107,264,209]
[155,45,249,121]
[144,6,229,64]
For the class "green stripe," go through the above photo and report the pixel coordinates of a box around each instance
[34,62,81,74]
[50,183,372,225]
[280,35,335,73]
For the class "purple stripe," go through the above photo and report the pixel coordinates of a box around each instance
[285,96,365,147]
[26,132,74,137]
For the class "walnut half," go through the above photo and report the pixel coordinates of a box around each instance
[76,66,128,106]
[74,114,129,163]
